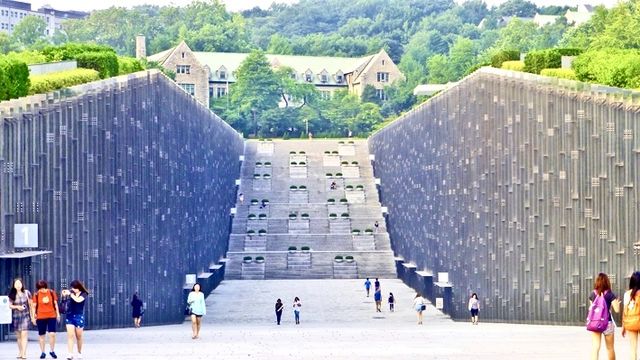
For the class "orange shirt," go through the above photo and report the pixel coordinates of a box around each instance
[32,289,58,319]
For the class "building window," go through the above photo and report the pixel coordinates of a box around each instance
[219,70,226,80]
[376,72,389,83]
[176,65,191,74]
[178,83,195,96]
[181,52,185,59]
[376,89,387,101]
[290,72,297,80]
[209,85,214,98]
[336,75,343,83]
[216,87,227,98]
[382,59,385,65]
[320,90,331,100]
[320,74,328,83]
[305,73,313,82]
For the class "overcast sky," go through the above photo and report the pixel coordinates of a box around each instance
[29,0,618,12]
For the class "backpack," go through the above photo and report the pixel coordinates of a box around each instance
[59,295,71,315]
[587,290,610,333]
[623,290,640,331]
[35,290,54,316]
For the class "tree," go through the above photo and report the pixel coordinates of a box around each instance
[361,85,380,105]
[267,34,293,55]
[274,66,318,108]
[11,16,48,48]
[427,54,453,83]
[496,0,537,18]
[0,32,15,53]
[448,36,477,79]
[230,50,281,136]
[493,19,543,52]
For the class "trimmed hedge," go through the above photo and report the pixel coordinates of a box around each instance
[29,68,100,95]
[501,61,525,72]
[118,56,144,75]
[0,56,30,101]
[573,49,640,89]
[5,50,47,65]
[76,52,119,79]
[540,68,577,80]
[42,43,116,62]
[491,50,520,68]
[524,48,582,74]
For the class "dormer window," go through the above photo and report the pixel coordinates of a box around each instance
[219,70,226,80]
[336,75,343,83]
[290,72,297,80]
[305,73,313,82]
[321,74,328,83]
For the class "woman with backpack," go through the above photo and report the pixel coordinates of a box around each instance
[62,279,89,360]
[588,273,620,360]
[622,271,640,359]
[32,280,60,359]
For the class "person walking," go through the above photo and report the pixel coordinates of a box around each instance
[374,221,379,233]
[62,280,88,360]
[131,293,143,328]
[413,292,425,325]
[364,278,371,297]
[275,299,284,325]
[468,293,480,325]
[622,271,640,360]
[9,278,32,359]
[32,280,60,359]
[588,273,620,360]
[388,293,395,312]
[187,283,206,339]
[374,287,382,312]
[374,278,380,291]
[293,297,302,325]
[238,193,244,205]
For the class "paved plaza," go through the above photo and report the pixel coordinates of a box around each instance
[0,279,633,359]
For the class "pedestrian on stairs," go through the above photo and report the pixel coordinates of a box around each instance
[275,299,284,325]
[364,278,371,297]
[187,283,206,339]
[413,293,426,325]
[374,221,379,233]
[468,293,480,325]
[293,297,302,324]
[238,193,244,205]
[388,293,395,312]
[374,278,380,291]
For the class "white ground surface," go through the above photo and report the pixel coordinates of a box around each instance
[0,279,634,359]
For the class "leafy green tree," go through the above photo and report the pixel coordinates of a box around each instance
[11,16,48,48]
[361,85,380,105]
[493,19,542,52]
[349,102,383,135]
[0,32,16,53]
[267,34,293,55]
[230,50,281,135]
[496,0,537,17]
[427,54,453,83]
[274,66,318,107]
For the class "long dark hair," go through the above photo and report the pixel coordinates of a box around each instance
[132,293,139,302]
[69,280,89,294]
[471,293,478,300]
[294,297,300,302]
[594,273,611,295]
[192,283,201,292]
[630,271,640,299]
[8,278,25,301]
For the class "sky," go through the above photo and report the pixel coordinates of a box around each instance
[28,0,619,12]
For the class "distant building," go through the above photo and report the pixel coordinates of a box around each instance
[533,14,560,27]
[148,41,404,106]
[565,4,595,26]
[0,0,88,36]
[481,4,596,29]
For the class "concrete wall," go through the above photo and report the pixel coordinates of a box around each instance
[28,60,77,75]
[369,67,640,324]
[0,70,243,330]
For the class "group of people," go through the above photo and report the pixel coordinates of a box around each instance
[274,297,302,325]
[588,272,640,360]
[364,278,396,313]
[8,278,88,360]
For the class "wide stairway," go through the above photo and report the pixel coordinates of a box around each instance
[225,139,397,279]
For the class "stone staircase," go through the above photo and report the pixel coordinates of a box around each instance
[225,139,396,279]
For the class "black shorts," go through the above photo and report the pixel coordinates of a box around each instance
[36,318,57,335]
[470,309,479,317]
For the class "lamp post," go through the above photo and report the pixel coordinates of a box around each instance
[305,118,309,136]
[251,108,257,138]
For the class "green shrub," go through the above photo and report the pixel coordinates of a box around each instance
[540,68,577,80]
[573,48,640,88]
[118,56,144,75]
[76,52,119,79]
[524,48,582,74]
[501,61,525,72]
[0,56,30,100]
[490,50,520,68]
[5,50,47,65]
[42,43,115,62]
[28,68,100,95]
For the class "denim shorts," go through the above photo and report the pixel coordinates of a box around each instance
[65,313,85,329]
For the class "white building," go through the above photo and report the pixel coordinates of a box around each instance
[0,0,87,36]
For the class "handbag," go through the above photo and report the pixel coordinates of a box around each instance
[421,304,426,311]
[184,305,191,316]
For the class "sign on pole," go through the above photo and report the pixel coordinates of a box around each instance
[14,224,38,248]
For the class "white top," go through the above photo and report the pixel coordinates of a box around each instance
[413,296,424,308]
[293,300,302,312]
[468,297,480,311]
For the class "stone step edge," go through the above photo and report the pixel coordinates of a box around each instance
[227,250,394,255]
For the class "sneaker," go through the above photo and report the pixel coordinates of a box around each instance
[50,352,58,359]
[76,355,83,360]
[40,353,46,359]
[66,355,73,360]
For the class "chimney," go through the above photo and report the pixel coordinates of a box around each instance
[135,35,146,59]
